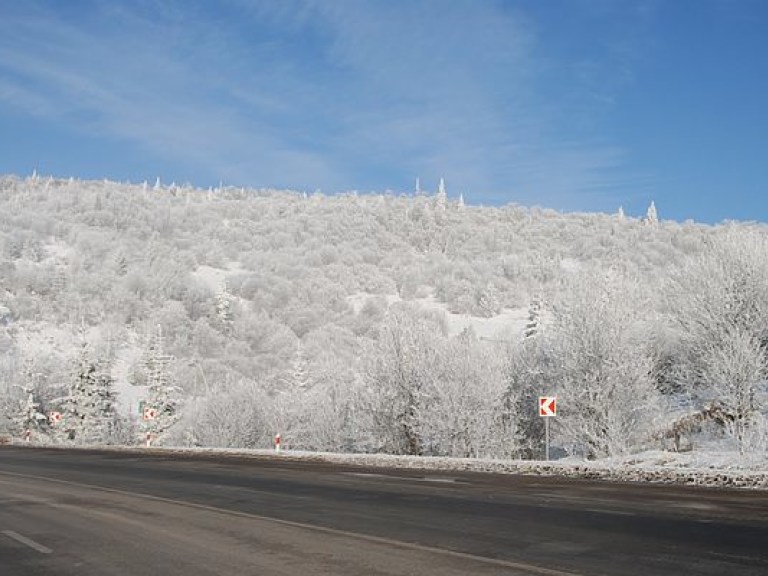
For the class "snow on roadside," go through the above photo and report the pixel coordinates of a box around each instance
[19,444,768,490]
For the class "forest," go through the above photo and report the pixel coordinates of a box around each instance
[1,173,766,460]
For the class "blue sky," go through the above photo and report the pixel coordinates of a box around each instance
[0,0,766,223]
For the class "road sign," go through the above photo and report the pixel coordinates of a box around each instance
[143,406,158,421]
[539,396,557,417]
[48,411,62,425]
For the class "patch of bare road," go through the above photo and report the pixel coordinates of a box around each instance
[1,446,766,576]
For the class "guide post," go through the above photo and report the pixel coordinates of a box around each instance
[538,396,557,461]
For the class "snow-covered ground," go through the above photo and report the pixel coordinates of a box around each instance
[191,262,244,293]
[347,291,538,340]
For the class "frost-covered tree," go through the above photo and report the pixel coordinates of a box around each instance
[11,379,48,441]
[51,340,118,444]
[418,328,507,458]
[141,325,182,444]
[215,279,235,330]
[523,296,542,340]
[667,229,768,452]
[547,272,661,458]
[186,380,272,448]
[646,201,658,226]
[500,338,547,459]
[435,178,447,213]
[366,305,444,455]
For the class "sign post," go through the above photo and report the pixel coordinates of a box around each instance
[538,396,557,461]
[274,433,281,453]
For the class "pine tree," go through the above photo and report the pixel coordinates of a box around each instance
[82,359,119,444]
[435,178,447,213]
[215,280,235,330]
[292,340,310,390]
[646,201,658,226]
[12,361,48,441]
[54,341,97,444]
[524,296,542,339]
[51,338,119,445]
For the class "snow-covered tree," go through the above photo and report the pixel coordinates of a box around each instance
[667,229,768,452]
[366,305,444,455]
[418,327,507,458]
[291,340,310,390]
[50,339,118,444]
[500,338,548,459]
[11,378,48,441]
[646,201,658,226]
[141,325,182,444]
[523,296,542,340]
[215,280,235,332]
[547,272,661,458]
[435,178,447,213]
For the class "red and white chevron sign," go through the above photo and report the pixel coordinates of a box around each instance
[539,396,557,417]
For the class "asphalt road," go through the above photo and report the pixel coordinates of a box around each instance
[1,446,766,576]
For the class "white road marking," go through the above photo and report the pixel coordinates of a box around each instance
[2,530,53,554]
[0,470,582,576]
[584,508,636,517]
[414,476,459,484]
[342,472,463,484]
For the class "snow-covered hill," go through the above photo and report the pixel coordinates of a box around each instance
[1,174,767,469]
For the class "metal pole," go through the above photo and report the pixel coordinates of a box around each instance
[545,417,550,461]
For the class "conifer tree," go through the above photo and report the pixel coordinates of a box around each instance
[524,296,542,339]
[435,178,447,213]
[12,362,48,441]
[646,201,658,226]
[215,280,234,330]
[81,359,119,444]
[292,340,310,390]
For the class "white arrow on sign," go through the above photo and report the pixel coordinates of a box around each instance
[539,396,557,417]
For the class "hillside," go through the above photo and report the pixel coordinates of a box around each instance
[1,174,767,461]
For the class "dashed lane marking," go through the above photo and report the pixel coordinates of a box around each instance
[2,530,53,554]
[0,470,584,576]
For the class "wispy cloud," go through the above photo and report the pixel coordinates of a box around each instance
[0,0,653,207]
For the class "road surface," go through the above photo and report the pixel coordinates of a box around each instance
[1,446,766,575]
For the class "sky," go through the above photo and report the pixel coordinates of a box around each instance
[0,0,766,224]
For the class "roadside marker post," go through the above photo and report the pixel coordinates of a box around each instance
[24,429,31,442]
[145,432,152,448]
[538,396,557,461]
[274,433,281,453]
